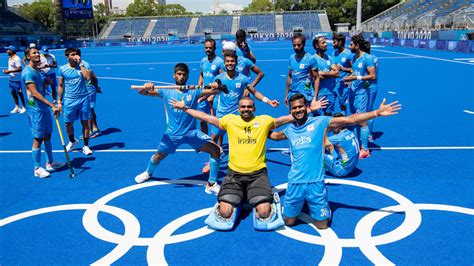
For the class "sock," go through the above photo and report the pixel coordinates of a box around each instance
[146,156,159,176]
[368,119,374,136]
[361,126,369,150]
[208,157,221,184]
[44,141,53,164]
[68,135,75,143]
[32,148,41,169]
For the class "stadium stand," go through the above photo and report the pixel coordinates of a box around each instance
[99,11,330,40]
[361,0,473,31]
[239,13,276,33]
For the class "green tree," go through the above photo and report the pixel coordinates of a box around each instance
[243,0,273,13]
[126,0,159,17]
[274,0,294,11]
[18,0,56,32]
[163,4,189,15]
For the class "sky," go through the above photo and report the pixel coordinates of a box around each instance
[7,0,252,13]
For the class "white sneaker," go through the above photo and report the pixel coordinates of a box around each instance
[135,171,150,183]
[82,146,93,155]
[205,182,220,195]
[66,139,79,152]
[46,161,66,171]
[34,167,51,178]
[19,107,26,113]
[10,106,20,113]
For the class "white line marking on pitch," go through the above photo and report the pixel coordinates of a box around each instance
[388,91,396,94]
[97,76,174,85]
[280,74,286,77]
[148,68,154,70]
[372,49,474,66]
[454,58,474,61]
[464,110,474,115]
[1,147,474,154]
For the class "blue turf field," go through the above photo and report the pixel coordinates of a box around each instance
[0,41,473,265]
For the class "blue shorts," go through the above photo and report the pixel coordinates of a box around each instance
[9,80,22,93]
[318,90,336,115]
[197,99,210,114]
[89,91,97,109]
[348,88,369,114]
[335,81,349,106]
[157,129,213,154]
[45,73,57,89]
[63,97,91,123]
[283,182,330,221]
[287,91,313,104]
[324,153,356,177]
[28,110,53,139]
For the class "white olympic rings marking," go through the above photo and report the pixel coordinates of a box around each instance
[1,179,473,265]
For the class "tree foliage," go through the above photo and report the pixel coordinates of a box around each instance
[18,0,56,32]
[243,0,274,13]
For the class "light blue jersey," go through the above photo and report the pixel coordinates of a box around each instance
[22,66,48,112]
[236,43,252,60]
[314,54,336,96]
[236,56,254,78]
[58,63,88,99]
[350,52,374,91]
[158,88,203,136]
[326,129,359,173]
[200,56,224,85]
[283,116,332,184]
[81,60,96,93]
[214,72,250,117]
[367,54,378,91]
[288,52,316,100]
[333,48,352,81]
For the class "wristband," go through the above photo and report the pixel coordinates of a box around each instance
[183,106,190,111]
[262,97,269,103]
[373,110,379,117]
[357,76,362,80]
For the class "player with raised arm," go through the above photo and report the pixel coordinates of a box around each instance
[269,93,400,229]
[133,63,223,195]
[3,45,26,113]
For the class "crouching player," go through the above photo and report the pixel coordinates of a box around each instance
[324,113,360,177]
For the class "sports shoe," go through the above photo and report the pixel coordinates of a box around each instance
[359,149,371,159]
[82,146,93,155]
[90,129,101,138]
[46,161,66,171]
[10,106,20,113]
[19,107,26,113]
[202,162,210,174]
[205,182,220,195]
[66,138,79,152]
[34,167,51,178]
[135,171,150,183]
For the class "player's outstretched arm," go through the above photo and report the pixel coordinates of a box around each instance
[268,130,287,141]
[169,98,221,128]
[273,114,295,129]
[329,98,401,129]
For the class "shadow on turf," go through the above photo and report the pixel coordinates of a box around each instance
[0,132,12,138]
[0,114,9,118]
[96,127,122,137]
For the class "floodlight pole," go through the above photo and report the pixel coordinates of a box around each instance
[356,0,362,31]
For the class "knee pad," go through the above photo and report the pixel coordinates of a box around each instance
[253,192,284,231]
[204,203,241,231]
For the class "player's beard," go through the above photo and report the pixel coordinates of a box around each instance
[240,110,253,120]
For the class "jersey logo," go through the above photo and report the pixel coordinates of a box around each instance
[326,61,330,65]
[186,94,192,102]
[253,122,260,128]
[211,65,216,70]
[342,58,346,62]
[236,83,241,89]
[307,124,314,132]
[358,63,363,68]
[299,64,305,69]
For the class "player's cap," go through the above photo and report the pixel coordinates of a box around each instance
[222,41,236,51]
[29,43,37,48]
[42,46,49,53]
[4,45,17,52]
